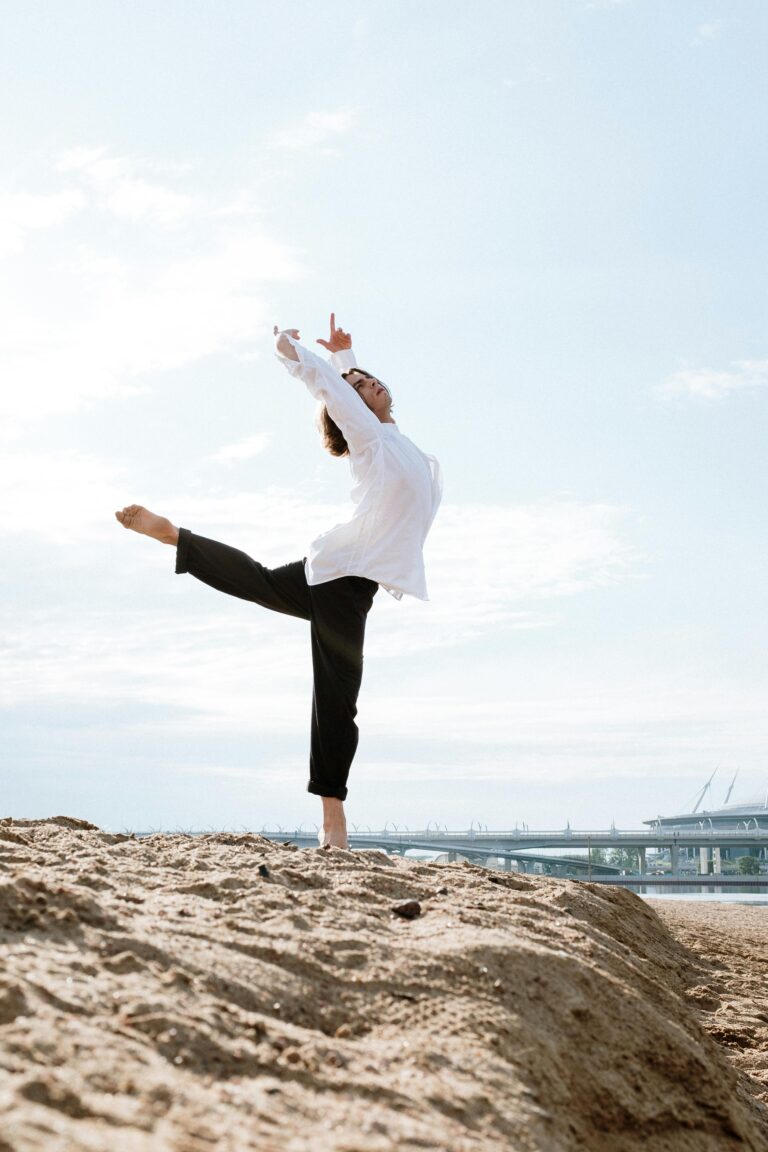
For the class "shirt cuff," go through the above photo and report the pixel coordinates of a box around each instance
[330,348,357,373]
[274,331,299,360]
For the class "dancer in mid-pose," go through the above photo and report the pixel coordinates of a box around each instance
[116,313,442,848]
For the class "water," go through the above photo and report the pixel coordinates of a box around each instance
[637,889,768,905]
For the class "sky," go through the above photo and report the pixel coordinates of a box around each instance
[2,0,767,835]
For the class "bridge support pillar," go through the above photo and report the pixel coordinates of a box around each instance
[503,855,512,872]
[670,845,679,874]
[637,847,646,874]
[699,847,711,875]
[713,846,722,874]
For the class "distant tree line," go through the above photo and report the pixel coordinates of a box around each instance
[563,848,763,875]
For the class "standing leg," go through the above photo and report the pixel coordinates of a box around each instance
[308,576,378,847]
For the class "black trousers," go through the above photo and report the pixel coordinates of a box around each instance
[175,529,378,801]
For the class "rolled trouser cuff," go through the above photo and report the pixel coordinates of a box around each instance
[307,781,348,802]
[175,527,192,574]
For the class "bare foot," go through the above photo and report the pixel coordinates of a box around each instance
[115,504,179,545]
[318,797,349,849]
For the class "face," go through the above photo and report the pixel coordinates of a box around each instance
[344,370,393,419]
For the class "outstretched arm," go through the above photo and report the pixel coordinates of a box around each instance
[273,322,380,454]
[274,314,355,368]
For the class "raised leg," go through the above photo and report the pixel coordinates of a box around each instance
[174,528,311,619]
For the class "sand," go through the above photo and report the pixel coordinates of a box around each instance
[649,900,768,1118]
[1,816,767,1152]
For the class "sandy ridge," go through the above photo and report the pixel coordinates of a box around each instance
[0,816,766,1151]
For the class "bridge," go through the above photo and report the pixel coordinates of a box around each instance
[259,826,768,877]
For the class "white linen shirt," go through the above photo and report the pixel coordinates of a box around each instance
[275,334,442,601]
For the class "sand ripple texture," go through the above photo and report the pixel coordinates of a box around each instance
[0,817,766,1152]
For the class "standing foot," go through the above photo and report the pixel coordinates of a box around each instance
[318,797,349,849]
[115,504,179,545]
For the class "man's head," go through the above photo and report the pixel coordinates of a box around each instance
[318,366,396,458]
[341,368,394,421]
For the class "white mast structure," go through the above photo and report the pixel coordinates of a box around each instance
[691,768,717,814]
[722,769,739,807]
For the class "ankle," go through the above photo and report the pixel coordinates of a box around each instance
[323,812,346,827]
[321,797,346,828]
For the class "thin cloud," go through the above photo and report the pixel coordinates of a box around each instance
[693,21,724,46]
[268,109,358,155]
[0,153,307,431]
[0,189,85,257]
[347,497,641,661]
[210,434,272,464]
[0,451,128,544]
[58,147,197,227]
[359,683,768,779]
[657,359,768,402]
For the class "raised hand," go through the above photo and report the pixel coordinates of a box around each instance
[316,312,352,353]
[273,325,300,340]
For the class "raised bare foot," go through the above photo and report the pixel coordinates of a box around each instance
[318,797,349,849]
[115,504,179,545]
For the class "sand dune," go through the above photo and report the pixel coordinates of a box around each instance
[1,816,766,1151]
